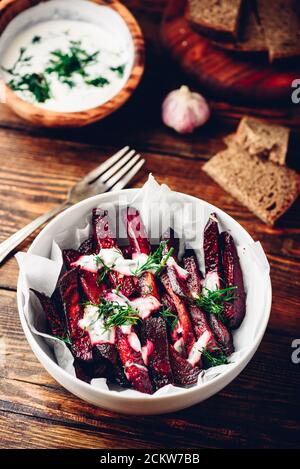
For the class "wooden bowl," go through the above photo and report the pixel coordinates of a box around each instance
[0,0,144,127]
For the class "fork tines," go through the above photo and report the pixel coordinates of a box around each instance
[84,146,145,191]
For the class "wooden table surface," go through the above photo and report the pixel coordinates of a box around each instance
[0,1,300,449]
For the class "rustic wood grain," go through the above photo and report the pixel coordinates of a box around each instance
[0,0,299,450]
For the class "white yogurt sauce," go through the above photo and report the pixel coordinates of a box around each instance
[72,248,152,277]
[78,304,115,345]
[1,19,131,112]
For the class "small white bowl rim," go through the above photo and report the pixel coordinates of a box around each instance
[17,188,272,404]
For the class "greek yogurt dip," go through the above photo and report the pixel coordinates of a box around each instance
[0,3,133,112]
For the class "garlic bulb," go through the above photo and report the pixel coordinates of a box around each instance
[162,85,210,134]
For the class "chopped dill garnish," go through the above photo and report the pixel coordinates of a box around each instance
[2,47,32,76]
[94,255,114,283]
[160,307,179,331]
[84,298,141,331]
[32,35,41,44]
[195,286,237,319]
[85,76,110,87]
[201,348,228,367]
[110,64,125,77]
[8,72,51,103]
[46,42,99,80]
[132,241,174,277]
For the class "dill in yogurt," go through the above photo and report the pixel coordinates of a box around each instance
[1,20,130,111]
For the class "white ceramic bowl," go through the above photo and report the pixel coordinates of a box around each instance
[17,189,272,415]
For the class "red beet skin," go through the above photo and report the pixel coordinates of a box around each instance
[123,207,151,255]
[221,231,246,329]
[183,251,203,298]
[63,249,81,270]
[203,213,223,289]
[169,345,200,386]
[79,270,106,304]
[92,208,116,250]
[116,328,153,394]
[141,317,173,389]
[31,289,66,338]
[93,208,138,297]
[161,272,195,357]
[208,313,234,356]
[78,236,95,255]
[59,267,93,361]
[188,303,220,353]
[123,207,160,299]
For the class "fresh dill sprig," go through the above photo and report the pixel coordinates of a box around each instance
[32,35,42,44]
[8,72,51,103]
[94,255,113,283]
[83,298,141,331]
[56,334,72,346]
[85,76,110,87]
[201,348,228,367]
[160,307,179,331]
[2,47,32,76]
[195,286,237,319]
[110,64,125,77]
[132,241,174,277]
[46,41,99,81]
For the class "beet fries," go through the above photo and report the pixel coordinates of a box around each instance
[93,208,138,297]
[33,208,246,394]
[221,232,246,329]
[59,267,93,361]
[141,317,173,389]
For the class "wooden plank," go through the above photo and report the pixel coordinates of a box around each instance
[0,288,299,448]
[0,411,160,449]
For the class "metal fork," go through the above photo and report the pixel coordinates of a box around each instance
[0,146,145,264]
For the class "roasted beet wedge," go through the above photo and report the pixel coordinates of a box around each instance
[138,271,159,299]
[116,327,153,394]
[74,357,109,384]
[188,303,220,353]
[162,229,190,298]
[169,345,200,386]
[93,342,117,364]
[221,232,246,329]
[203,213,223,290]
[59,267,93,361]
[123,207,160,300]
[79,270,106,304]
[79,236,95,255]
[208,314,234,356]
[160,272,195,357]
[93,208,116,250]
[93,208,137,297]
[161,292,177,313]
[109,357,131,388]
[123,207,151,255]
[63,249,81,270]
[141,317,173,389]
[31,289,66,338]
[183,250,203,298]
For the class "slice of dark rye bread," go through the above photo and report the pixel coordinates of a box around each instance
[256,0,300,62]
[203,148,300,225]
[187,0,244,41]
[209,0,266,53]
[234,116,290,165]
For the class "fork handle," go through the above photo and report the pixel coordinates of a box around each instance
[0,200,70,264]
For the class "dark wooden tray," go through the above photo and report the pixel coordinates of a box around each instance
[161,0,300,123]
